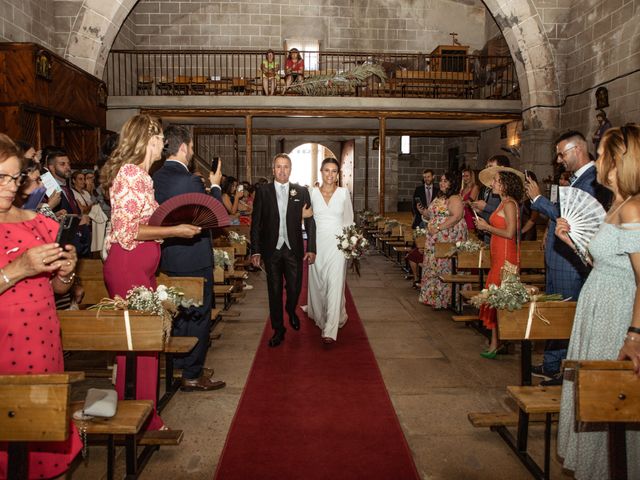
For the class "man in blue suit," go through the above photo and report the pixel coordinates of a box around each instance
[153,125,225,391]
[525,130,611,384]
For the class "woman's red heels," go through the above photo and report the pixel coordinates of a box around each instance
[322,337,335,344]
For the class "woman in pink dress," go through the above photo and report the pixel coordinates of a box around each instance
[100,115,201,430]
[0,134,80,479]
[460,168,480,232]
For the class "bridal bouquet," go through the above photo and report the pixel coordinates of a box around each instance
[336,224,369,276]
[88,284,202,340]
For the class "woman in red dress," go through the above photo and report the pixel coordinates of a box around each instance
[0,134,80,479]
[282,48,304,94]
[100,115,201,430]
[475,166,525,358]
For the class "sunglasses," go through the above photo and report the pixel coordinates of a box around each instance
[556,144,577,160]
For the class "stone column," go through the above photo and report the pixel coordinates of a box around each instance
[519,128,558,190]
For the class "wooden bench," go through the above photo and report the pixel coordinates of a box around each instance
[394,70,473,98]
[575,360,639,480]
[0,372,83,479]
[59,310,198,478]
[469,301,576,480]
[71,399,153,480]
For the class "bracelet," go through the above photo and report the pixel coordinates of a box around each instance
[56,272,76,285]
[628,326,640,335]
[0,268,13,287]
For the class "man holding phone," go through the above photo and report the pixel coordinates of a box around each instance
[152,126,225,392]
[412,169,438,228]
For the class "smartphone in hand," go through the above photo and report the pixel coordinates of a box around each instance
[56,215,80,248]
[211,156,220,173]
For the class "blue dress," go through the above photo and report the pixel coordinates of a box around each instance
[558,222,640,479]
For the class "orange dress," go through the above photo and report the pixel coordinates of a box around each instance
[479,201,519,329]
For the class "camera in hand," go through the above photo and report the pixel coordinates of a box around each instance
[55,215,80,248]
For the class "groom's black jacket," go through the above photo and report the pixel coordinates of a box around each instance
[250,182,316,259]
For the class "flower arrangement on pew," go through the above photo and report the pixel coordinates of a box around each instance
[445,238,485,257]
[356,210,374,227]
[89,285,202,340]
[470,262,562,311]
[227,231,247,244]
[413,226,427,239]
[336,224,369,277]
[214,249,232,268]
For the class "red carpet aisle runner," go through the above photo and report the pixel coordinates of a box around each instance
[214,275,421,480]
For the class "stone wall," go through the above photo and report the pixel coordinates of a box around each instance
[0,0,55,49]
[396,137,445,206]
[559,0,639,149]
[116,0,488,52]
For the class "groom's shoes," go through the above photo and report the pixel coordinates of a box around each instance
[289,312,300,331]
[268,329,286,348]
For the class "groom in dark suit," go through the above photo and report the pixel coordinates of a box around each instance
[152,125,225,391]
[250,153,317,347]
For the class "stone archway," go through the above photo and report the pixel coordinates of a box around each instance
[482,0,561,131]
[61,0,138,78]
[64,0,561,131]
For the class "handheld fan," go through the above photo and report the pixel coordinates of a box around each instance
[148,193,231,229]
[559,186,606,261]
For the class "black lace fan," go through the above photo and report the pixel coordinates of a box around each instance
[148,193,231,229]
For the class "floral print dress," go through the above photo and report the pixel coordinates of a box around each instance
[418,196,468,308]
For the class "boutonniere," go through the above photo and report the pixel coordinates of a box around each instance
[289,189,298,198]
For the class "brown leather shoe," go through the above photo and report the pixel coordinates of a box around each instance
[201,367,215,378]
[180,376,226,392]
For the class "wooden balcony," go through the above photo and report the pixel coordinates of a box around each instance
[105,49,519,101]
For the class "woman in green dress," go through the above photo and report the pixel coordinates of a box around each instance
[556,124,640,480]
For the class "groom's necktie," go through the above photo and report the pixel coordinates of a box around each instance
[425,185,432,205]
[276,184,290,250]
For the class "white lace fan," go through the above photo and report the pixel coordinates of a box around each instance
[559,186,606,259]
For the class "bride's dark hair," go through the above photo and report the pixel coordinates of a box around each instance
[321,157,340,171]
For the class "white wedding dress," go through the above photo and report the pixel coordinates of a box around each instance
[307,186,354,340]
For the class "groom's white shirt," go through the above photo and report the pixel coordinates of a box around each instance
[274,180,290,249]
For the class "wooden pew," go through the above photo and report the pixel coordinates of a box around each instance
[58,310,194,477]
[0,372,84,479]
[575,360,639,480]
[468,301,576,480]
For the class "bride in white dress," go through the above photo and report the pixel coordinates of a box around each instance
[307,158,354,343]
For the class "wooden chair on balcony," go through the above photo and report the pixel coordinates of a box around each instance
[137,75,154,95]
[156,76,173,95]
[190,76,208,94]
[173,75,191,95]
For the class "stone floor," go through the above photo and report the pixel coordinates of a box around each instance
[69,251,573,479]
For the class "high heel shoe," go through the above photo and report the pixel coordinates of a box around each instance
[480,344,505,359]
[480,349,498,359]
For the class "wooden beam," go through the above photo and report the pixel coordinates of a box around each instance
[245,115,253,182]
[364,135,369,210]
[378,116,386,215]
[192,127,480,137]
[142,107,521,122]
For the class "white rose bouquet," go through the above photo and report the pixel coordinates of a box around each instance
[336,224,369,276]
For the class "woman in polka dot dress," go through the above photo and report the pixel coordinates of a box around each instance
[0,134,80,479]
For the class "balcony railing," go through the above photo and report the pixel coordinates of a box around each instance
[105,49,519,100]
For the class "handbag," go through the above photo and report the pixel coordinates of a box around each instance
[82,388,118,418]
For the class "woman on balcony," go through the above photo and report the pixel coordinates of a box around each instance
[261,49,279,96]
[282,48,304,95]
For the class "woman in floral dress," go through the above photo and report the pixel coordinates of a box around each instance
[418,171,467,309]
